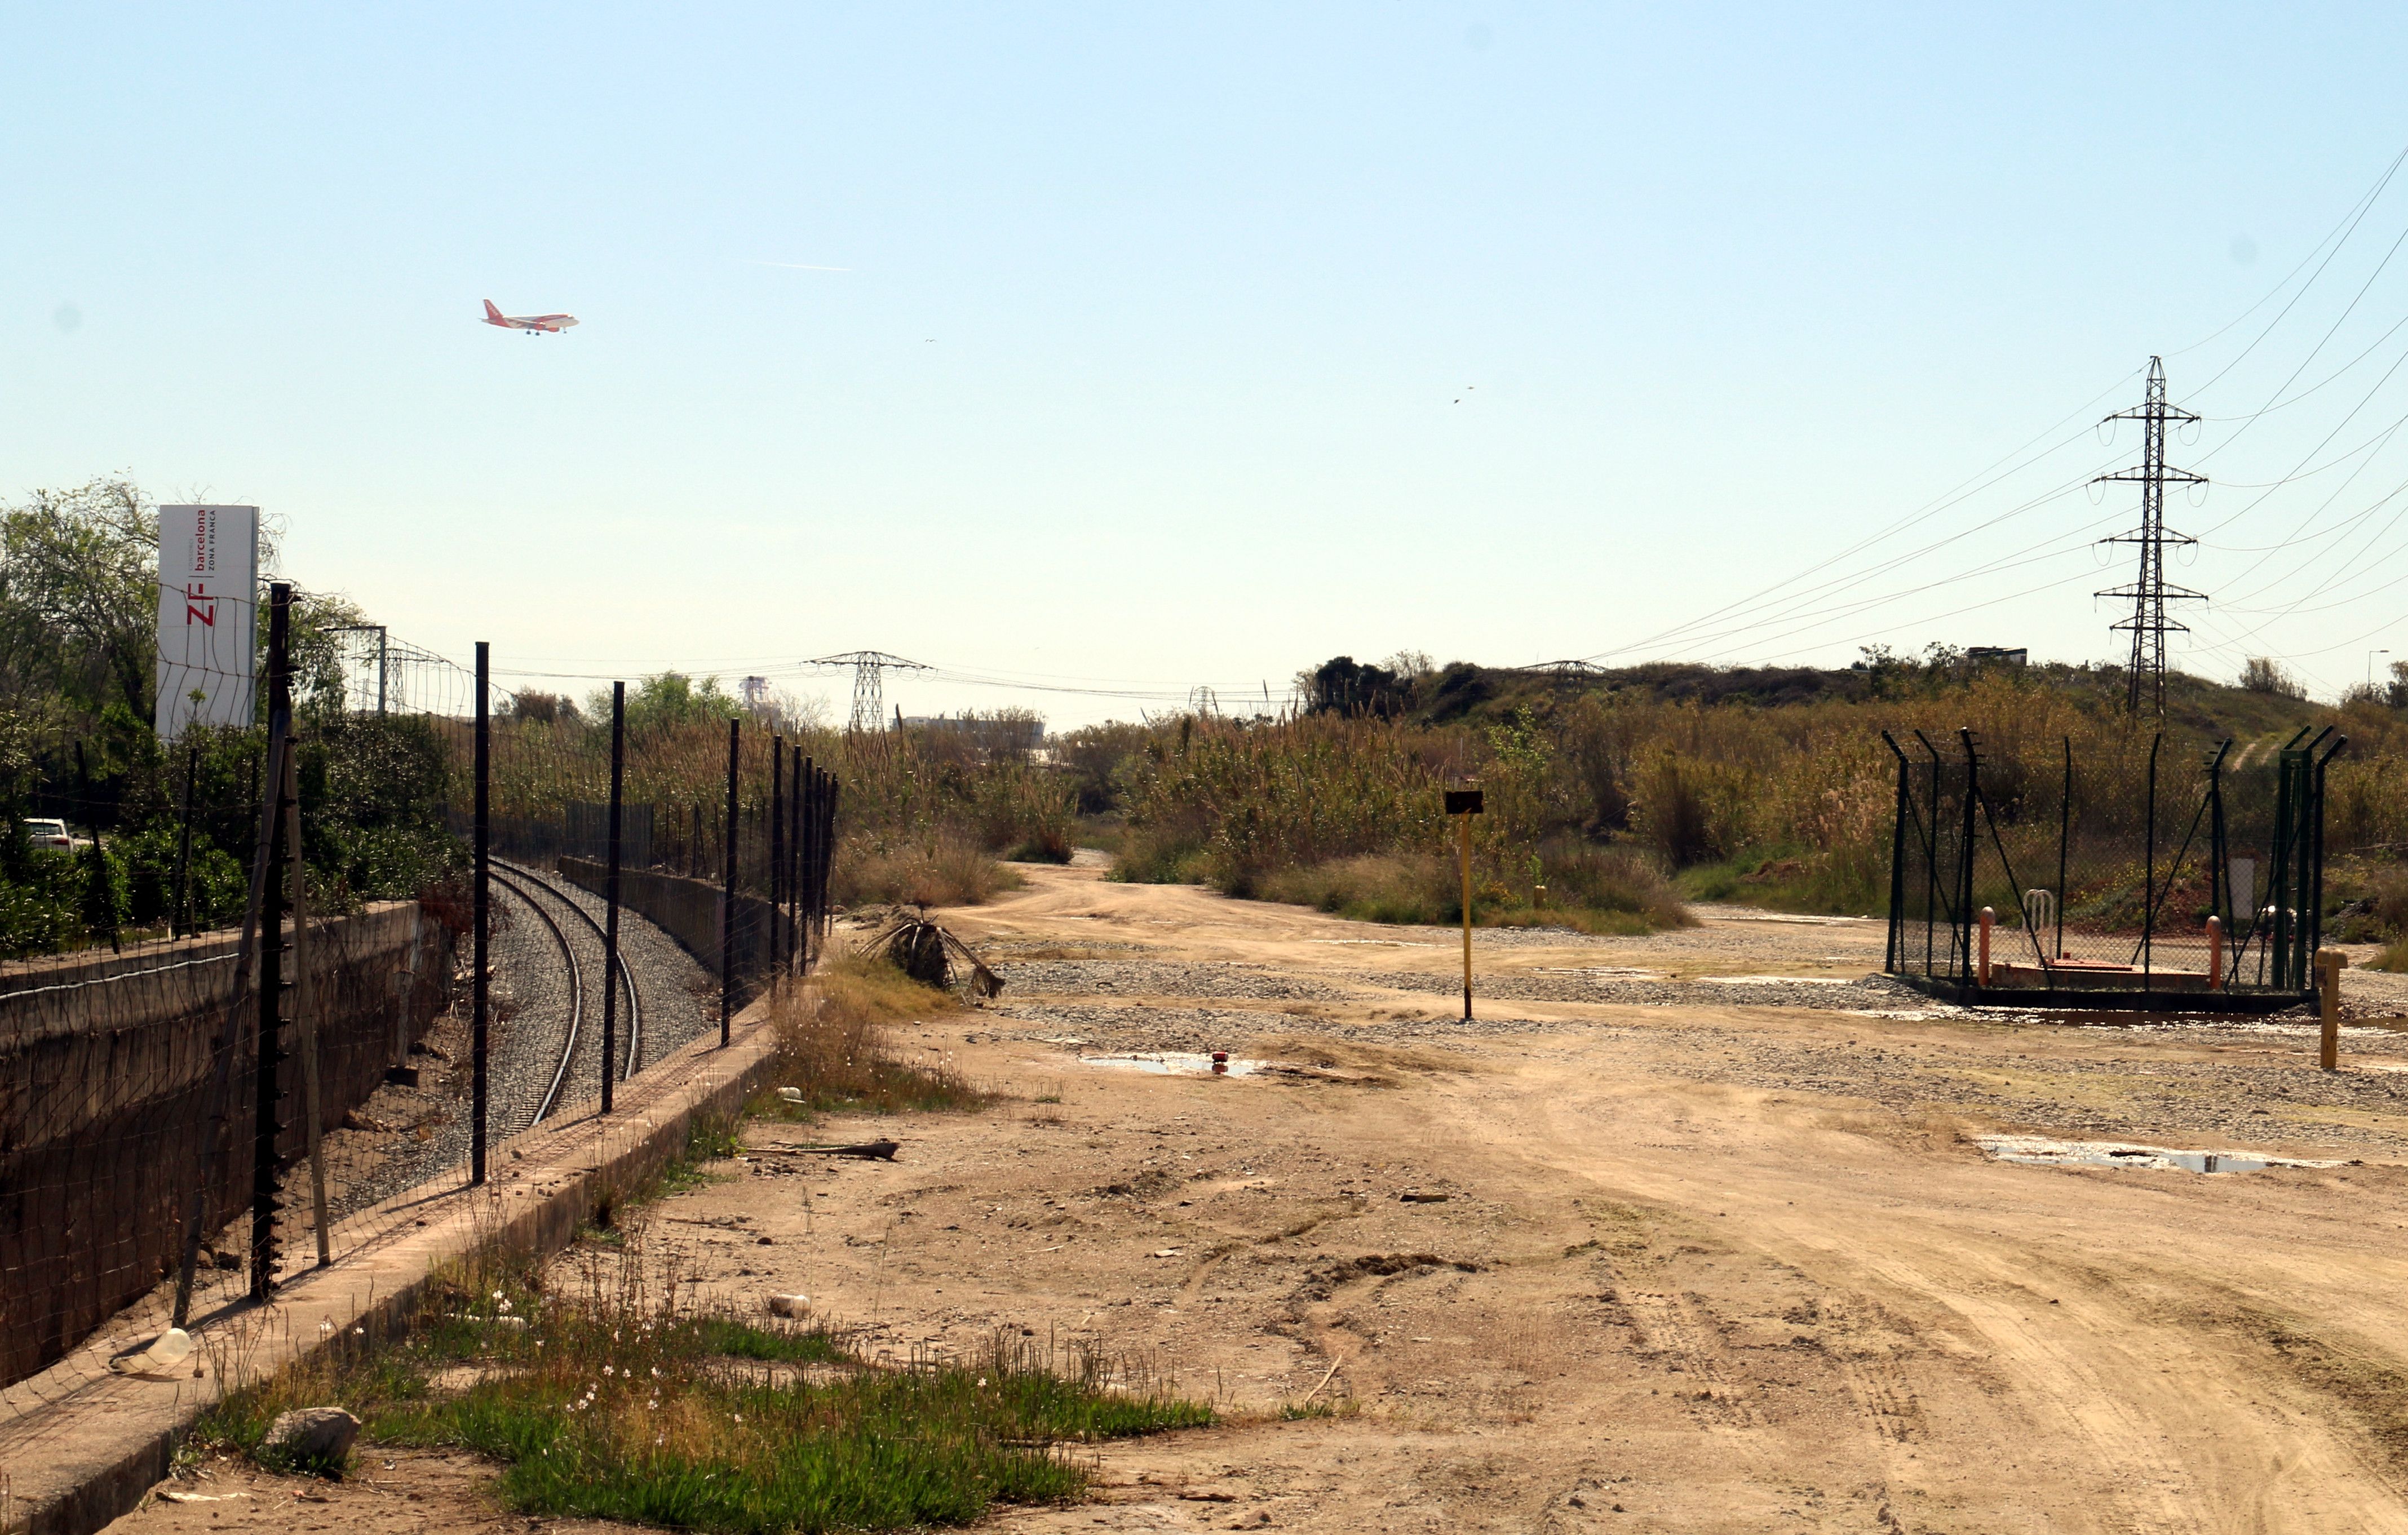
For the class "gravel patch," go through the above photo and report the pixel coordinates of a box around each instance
[981,1001,1566,1053]
[1344,969,1907,1011]
[1624,1017,2408,1153]
[995,959,1368,1002]
[532,863,720,1068]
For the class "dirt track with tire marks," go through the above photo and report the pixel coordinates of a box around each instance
[113,864,2408,1534]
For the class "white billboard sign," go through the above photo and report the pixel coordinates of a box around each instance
[154,504,259,739]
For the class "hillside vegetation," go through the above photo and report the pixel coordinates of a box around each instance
[1056,650,2407,938]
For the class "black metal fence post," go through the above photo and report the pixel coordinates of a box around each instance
[472,641,490,1187]
[790,746,809,971]
[800,765,817,962]
[1955,730,1978,981]
[822,776,840,945]
[603,680,625,1112]
[2311,734,2344,959]
[2272,748,2296,989]
[769,737,785,982]
[1880,733,1906,973]
[1919,739,1939,977]
[250,583,294,1299]
[721,717,738,1045]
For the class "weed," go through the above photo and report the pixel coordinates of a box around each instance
[190,1233,1208,1531]
[764,956,986,1116]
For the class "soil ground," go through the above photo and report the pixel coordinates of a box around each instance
[112,863,2408,1534]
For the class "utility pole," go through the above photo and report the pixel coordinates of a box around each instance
[806,651,931,733]
[2096,357,2207,715]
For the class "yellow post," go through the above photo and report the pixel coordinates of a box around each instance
[1459,811,1473,1022]
[2318,947,2347,1071]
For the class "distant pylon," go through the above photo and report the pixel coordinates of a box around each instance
[2095,357,2207,715]
[805,651,931,732]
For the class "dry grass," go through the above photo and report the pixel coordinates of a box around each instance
[834,835,1022,908]
[765,953,985,1116]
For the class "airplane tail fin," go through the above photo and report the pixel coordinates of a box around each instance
[483,299,504,321]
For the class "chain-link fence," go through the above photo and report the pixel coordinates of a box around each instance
[1,606,842,1432]
[1884,725,2343,1004]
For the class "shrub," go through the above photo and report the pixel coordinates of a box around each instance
[767,954,982,1115]
[2241,657,2307,698]
[834,836,1022,908]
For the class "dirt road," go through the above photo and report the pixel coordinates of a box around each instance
[118,863,2408,1533]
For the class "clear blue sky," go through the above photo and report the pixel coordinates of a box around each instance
[10,4,2408,722]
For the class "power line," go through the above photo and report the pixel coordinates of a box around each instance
[2178,139,2408,394]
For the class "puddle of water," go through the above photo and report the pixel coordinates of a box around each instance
[1309,939,1437,948]
[1080,1053,1268,1077]
[1533,965,1668,979]
[1703,974,1856,986]
[1976,1134,2343,1175]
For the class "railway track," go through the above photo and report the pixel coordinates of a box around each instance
[493,857,644,1083]
[486,868,587,1125]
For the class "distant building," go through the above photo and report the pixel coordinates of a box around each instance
[1966,647,2029,666]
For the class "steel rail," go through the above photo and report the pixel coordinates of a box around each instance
[493,857,643,1080]
[489,868,585,1126]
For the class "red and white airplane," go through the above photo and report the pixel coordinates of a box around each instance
[481,299,578,334]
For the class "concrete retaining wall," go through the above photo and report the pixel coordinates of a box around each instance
[0,905,454,1389]
[1,994,780,1535]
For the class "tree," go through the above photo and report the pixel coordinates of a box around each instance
[0,478,158,724]
[1297,655,1410,719]
[507,691,582,725]
[609,672,741,733]
[2239,657,2307,699]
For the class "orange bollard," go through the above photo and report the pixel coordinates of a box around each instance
[2206,916,2224,990]
[1978,907,1994,986]
[2318,949,2347,1071]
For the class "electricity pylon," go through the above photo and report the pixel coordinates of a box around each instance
[2095,357,2207,715]
[807,651,930,733]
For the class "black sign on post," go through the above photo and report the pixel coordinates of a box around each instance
[1446,785,1484,1021]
